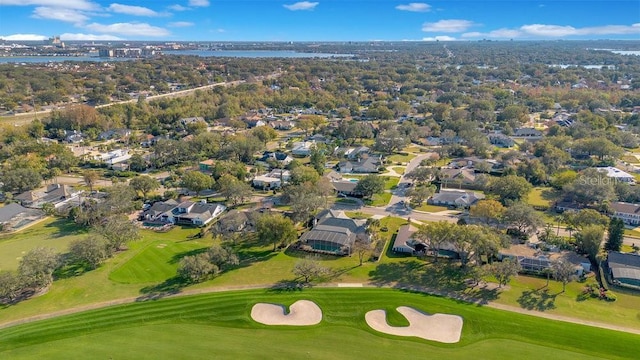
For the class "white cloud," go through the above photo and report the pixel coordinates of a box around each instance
[107,4,162,17]
[0,0,99,11]
[0,33,48,41]
[422,36,456,41]
[521,23,640,37]
[396,3,431,12]
[461,23,640,39]
[168,4,188,11]
[31,6,89,24]
[283,1,318,11]
[85,22,170,37]
[462,28,522,39]
[422,19,475,33]
[60,33,123,40]
[519,24,578,37]
[168,21,194,28]
[188,0,209,7]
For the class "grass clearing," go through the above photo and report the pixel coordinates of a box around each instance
[414,204,449,213]
[366,193,392,207]
[344,211,373,219]
[391,166,406,175]
[0,288,637,359]
[0,218,88,272]
[384,177,400,190]
[527,187,555,207]
[387,153,416,163]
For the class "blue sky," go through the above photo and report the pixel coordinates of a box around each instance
[0,1,638,41]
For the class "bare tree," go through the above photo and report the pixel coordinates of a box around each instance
[293,257,329,283]
[551,259,577,293]
[352,238,373,266]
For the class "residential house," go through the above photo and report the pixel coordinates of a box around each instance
[299,210,369,255]
[344,146,371,160]
[438,168,478,188]
[513,128,543,138]
[0,203,44,231]
[610,202,640,225]
[15,184,81,209]
[393,224,458,257]
[97,149,131,167]
[596,167,635,184]
[252,169,291,190]
[167,201,226,227]
[180,116,206,126]
[607,251,640,288]
[269,120,295,130]
[258,151,293,167]
[99,128,131,141]
[338,155,382,174]
[214,210,256,233]
[306,134,331,143]
[199,159,216,172]
[292,141,316,156]
[428,189,484,208]
[331,180,362,197]
[392,224,425,254]
[140,199,179,223]
[64,130,84,143]
[488,133,515,148]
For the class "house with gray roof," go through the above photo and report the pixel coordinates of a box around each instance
[428,189,484,208]
[610,202,640,225]
[15,184,81,209]
[330,180,362,197]
[338,155,382,174]
[0,203,44,231]
[299,210,369,255]
[607,251,640,289]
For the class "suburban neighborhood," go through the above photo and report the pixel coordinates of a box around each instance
[0,35,639,358]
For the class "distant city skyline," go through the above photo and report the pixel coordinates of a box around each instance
[0,1,638,42]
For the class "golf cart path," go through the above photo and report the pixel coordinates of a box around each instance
[1,283,639,336]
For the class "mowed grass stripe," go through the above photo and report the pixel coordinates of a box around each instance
[0,324,607,360]
[109,241,208,284]
[0,288,638,359]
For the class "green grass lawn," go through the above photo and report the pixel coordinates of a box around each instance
[624,228,640,238]
[527,187,555,207]
[384,177,400,190]
[2,216,640,342]
[387,153,416,163]
[391,166,406,175]
[414,204,449,213]
[366,193,392,207]
[0,288,637,359]
[0,218,88,272]
[109,238,212,284]
[344,211,373,219]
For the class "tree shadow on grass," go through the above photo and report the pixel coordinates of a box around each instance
[517,288,558,311]
[266,279,306,293]
[43,218,89,238]
[168,248,208,264]
[137,276,189,301]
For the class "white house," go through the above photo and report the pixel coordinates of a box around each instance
[164,200,226,227]
[292,141,316,156]
[610,202,640,225]
[97,149,131,166]
[253,175,283,190]
[597,167,635,184]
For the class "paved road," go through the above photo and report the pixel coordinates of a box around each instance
[389,152,437,209]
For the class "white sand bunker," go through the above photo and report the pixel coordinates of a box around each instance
[365,306,463,343]
[251,300,322,326]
